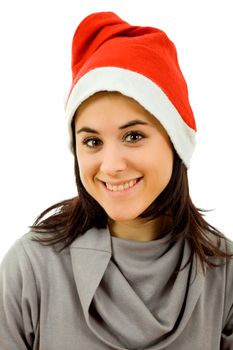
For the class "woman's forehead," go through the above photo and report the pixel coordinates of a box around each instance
[74,91,157,126]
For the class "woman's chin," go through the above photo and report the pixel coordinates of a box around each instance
[106,211,140,222]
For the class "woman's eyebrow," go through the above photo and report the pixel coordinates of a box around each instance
[76,126,100,135]
[76,119,148,134]
[119,119,148,129]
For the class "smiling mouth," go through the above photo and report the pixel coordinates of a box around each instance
[104,177,142,192]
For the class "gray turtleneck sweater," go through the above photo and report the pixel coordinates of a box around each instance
[0,227,233,349]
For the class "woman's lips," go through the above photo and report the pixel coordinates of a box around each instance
[100,177,143,196]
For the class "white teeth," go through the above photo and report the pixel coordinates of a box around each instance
[106,179,138,192]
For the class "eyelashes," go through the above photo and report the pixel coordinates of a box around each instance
[82,137,102,148]
[124,131,145,143]
[81,131,146,149]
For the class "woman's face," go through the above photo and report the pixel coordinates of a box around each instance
[74,92,174,222]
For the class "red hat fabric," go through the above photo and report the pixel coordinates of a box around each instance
[65,11,196,168]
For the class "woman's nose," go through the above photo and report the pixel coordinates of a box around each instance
[99,146,127,175]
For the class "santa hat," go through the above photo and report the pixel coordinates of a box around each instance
[65,11,196,168]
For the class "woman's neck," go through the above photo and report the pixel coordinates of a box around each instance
[108,216,169,241]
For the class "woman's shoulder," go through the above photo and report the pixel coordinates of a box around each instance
[218,233,233,259]
[207,232,233,268]
[1,230,69,276]
[1,231,39,267]
[224,235,233,254]
[0,230,74,302]
[206,232,233,295]
[205,230,233,256]
[2,230,54,256]
[222,235,233,280]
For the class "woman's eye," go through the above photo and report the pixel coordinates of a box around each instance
[124,131,145,143]
[82,137,102,148]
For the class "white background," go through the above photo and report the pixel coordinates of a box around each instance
[0,0,232,262]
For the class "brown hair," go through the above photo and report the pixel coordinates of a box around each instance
[30,119,233,273]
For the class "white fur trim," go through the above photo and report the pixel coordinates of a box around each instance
[65,67,196,168]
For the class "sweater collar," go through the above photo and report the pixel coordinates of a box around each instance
[70,227,112,313]
[70,227,205,350]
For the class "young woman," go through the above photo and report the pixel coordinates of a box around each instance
[1,11,233,350]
